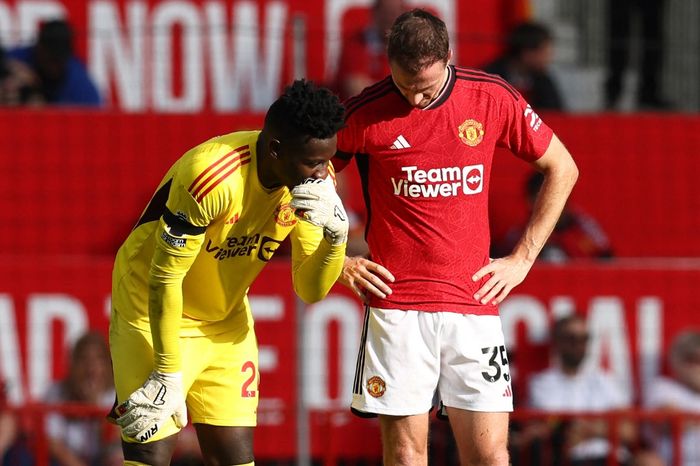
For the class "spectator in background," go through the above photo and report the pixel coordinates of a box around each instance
[0,379,16,463]
[335,0,407,99]
[528,314,634,465]
[645,330,700,465]
[44,332,121,466]
[0,379,33,466]
[483,21,565,111]
[604,0,671,110]
[8,19,101,106]
[0,44,42,105]
[495,172,613,262]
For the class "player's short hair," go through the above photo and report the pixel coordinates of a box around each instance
[507,22,552,58]
[265,79,345,143]
[387,9,450,74]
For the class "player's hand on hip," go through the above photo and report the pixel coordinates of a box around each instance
[338,256,395,304]
[290,177,349,246]
[114,371,187,443]
[472,255,534,305]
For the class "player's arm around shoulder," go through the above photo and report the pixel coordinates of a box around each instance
[288,176,350,303]
[472,134,578,306]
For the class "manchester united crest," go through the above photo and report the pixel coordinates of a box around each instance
[367,376,386,398]
[458,119,484,147]
[275,203,297,227]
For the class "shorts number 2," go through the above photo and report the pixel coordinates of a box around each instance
[241,361,257,398]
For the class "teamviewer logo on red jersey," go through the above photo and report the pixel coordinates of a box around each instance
[391,164,484,198]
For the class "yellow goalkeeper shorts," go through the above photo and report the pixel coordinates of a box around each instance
[109,310,259,443]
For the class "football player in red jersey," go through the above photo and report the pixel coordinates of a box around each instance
[334,9,578,466]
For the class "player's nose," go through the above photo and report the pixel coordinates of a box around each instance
[411,93,424,106]
[313,164,328,179]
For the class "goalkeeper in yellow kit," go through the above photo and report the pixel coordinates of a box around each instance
[108,80,348,466]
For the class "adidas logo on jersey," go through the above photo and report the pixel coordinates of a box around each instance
[502,386,512,397]
[390,135,411,150]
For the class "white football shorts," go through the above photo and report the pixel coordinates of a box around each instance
[351,307,513,416]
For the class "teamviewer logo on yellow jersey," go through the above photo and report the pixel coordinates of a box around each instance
[258,237,282,262]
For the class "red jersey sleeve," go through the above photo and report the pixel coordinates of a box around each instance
[497,93,554,162]
[333,108,365,172]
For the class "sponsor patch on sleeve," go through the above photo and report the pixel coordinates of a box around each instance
[161,231,187,248]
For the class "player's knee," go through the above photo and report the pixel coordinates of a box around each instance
[391,441,427,466]
[462,445,509,466]
[198,429,254,465]
[393,449,426,466]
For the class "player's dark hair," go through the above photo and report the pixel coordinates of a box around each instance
[507,22,552,58]
[265,79,345,142]
[387,9,449,74]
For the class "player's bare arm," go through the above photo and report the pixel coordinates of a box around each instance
[338,256,395,304]
[472,134,578,305]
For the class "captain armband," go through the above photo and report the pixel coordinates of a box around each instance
[160,208,206,248]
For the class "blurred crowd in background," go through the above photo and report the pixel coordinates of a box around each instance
[0,0,698,464]
[1,0,696,112]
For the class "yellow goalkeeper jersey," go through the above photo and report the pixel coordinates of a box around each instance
[112,130,344,371]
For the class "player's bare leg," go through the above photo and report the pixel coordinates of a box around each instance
[195,424,254,466]
[446,407,509,466]
[121,435,178,466]
[379,413,429,466]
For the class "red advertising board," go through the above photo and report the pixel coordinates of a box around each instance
[1,111,698,259]
[0,256,382,457]
[1,257,699,457]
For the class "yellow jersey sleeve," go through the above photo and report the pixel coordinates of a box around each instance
[289,166,346,303]
[149,144,238,372]
[165,143,233,227]
[289,219,346,303]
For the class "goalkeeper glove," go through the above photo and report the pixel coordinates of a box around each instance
[114,371,187,443]
[290,177,349,246]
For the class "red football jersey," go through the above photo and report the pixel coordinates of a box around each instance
[334,65,554,315]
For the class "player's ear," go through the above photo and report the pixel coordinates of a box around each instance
[269,138,281,160]
[447,49,453,65]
